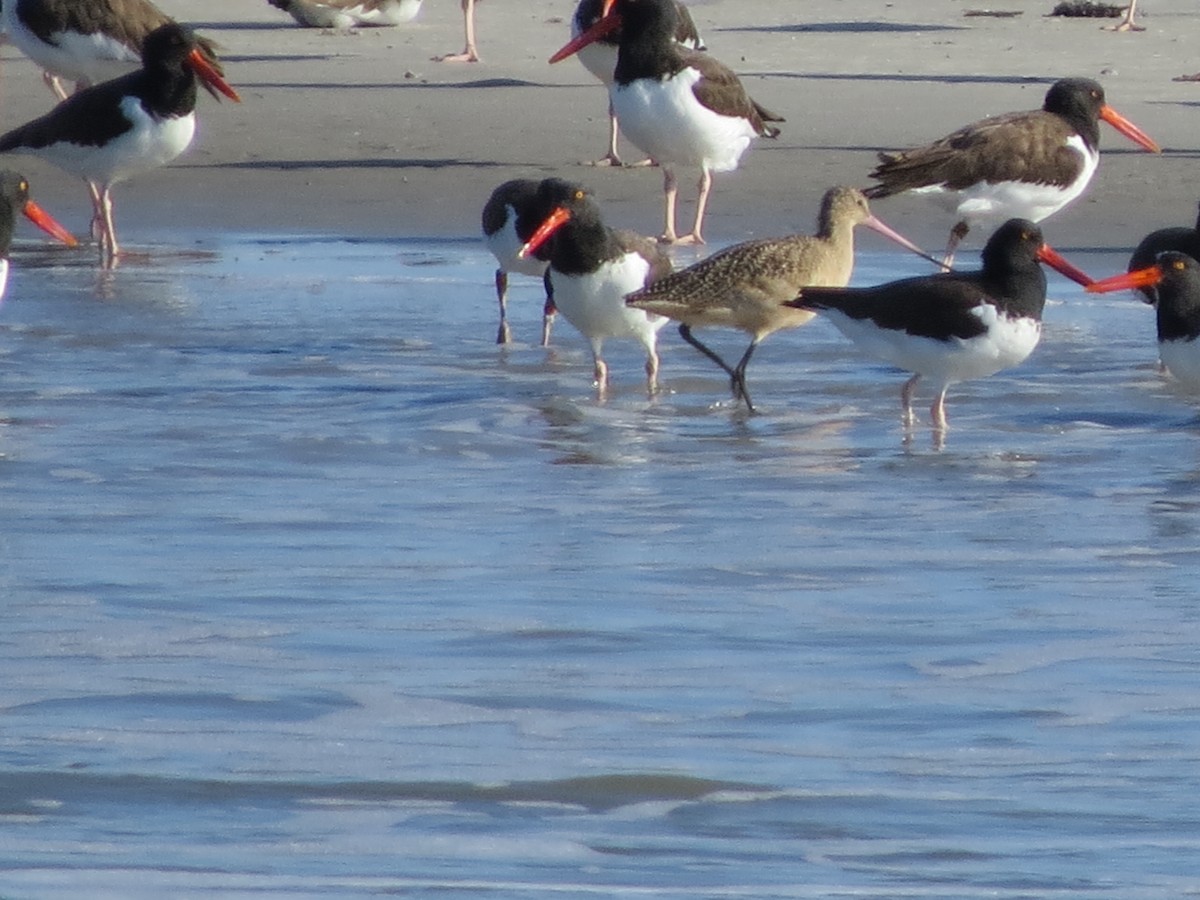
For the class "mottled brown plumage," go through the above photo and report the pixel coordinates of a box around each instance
[626,187,926,410]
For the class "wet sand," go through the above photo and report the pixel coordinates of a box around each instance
[0,0,1197,253]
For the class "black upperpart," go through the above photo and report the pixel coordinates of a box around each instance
[1127,201,1200,305]
[0,22,203,153]
[790,219,1050,342]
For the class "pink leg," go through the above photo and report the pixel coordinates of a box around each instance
[435,0,480,62]
[494,268,511,344]
[659,167,680,244]
[677,167,713,246]
[1105,0,1144,31]
[931,387,950,432]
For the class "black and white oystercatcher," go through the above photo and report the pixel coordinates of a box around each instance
[517,178,672,394]
[1087,252,1200,391]
[0,22,240,263]
[625,186,936,411]
[551,0,782,245]
[0,169,77,301]
[1126,202,1200,305]
[784,219,1095,432]
[866,78,1160,266]
[482,178,557,346]
[1,0,227,100]
[568,0,704,168]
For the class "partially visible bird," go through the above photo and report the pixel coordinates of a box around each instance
[1087,252,1200,390]
[1105,0,1143,31]
[551,0,783,245]
[0,0,228,101]
[517,178,671,394]
[569,0,704,168]
[0,22,241,264]
[482,178,557,346]
[266,0,423,29]
[865,78,1160,266]
[783,219,1095,432]
[625,186,935,411]
[1126,202,1200,305]
[435,0,482,62]
[0,170,78,302]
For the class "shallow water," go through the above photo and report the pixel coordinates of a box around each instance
[1,234,1199,898]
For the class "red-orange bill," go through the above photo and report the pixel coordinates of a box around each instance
[22,199,78,248]
[1084,265,1162,294]
[1099,105,1161,154]
[187,49,241,102]
[1037,244,1094,287]
[549,11,622,64]
[518,207,572,259]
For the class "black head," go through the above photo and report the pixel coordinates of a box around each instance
[142,23,200,70]
[612,0,680,42]
[981,219,1045,271]
[1149,252,1200,341]
[1043,78,1106,117]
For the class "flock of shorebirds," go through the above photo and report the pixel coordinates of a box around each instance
[0,0,1197,437]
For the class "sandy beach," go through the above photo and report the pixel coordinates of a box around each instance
[0,0,1197,253]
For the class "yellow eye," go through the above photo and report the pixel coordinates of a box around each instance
[19,181,27,192]
[1174,259,1187,271]
[575,190,585,201]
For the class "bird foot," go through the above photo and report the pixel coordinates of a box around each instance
[434,49,480,62]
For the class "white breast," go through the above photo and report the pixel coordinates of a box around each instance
[1159,338,1200,391]
[550,252,667,347]
[31,99,196,186]
[612,68,758,173]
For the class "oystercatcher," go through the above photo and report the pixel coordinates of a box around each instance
[784,219,1095,432]
[0,22,240,264]
[267,0,423,29]
[517,178,671,394]
[0,169,77,301]
[1126,202,1200,305]
[625,186,936,411]
[482,178,557,346]
[551,0,782,245]
[569,0,704,168]
[1,0,227,101]
[866,78,1160,266]
[1087,252,1200,390]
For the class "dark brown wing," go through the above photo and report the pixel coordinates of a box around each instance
[866,109,1081,197]
[685,50,783,138]
[614,229,673,286]
[672,2,705,50]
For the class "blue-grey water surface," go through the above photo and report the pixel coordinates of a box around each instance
[1,234,1199,898]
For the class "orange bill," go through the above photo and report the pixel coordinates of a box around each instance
[22,199,78,248]
[518,207,572,259]
[1037,244,1095,287]
[187,48,241,102]
[549,9,622,64]
[1098,105,1161,153]
[1084,264,1162,294]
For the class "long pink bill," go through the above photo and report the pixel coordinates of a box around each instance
[1037,244,1095,287]
[517,207,572,259]
[1099,105,1161,154]
[1084,264,1162,295]
[862,214,949,271]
